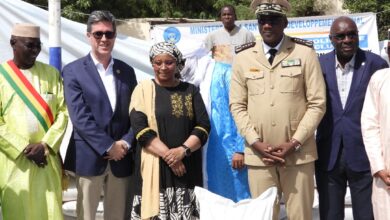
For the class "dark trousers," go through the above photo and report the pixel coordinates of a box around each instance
[316,147,374,220]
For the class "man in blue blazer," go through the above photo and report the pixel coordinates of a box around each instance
[63,11,137,220]
[316,16,388,220]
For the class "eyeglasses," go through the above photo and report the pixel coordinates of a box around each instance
[91,31,116,40]
[257,15,284,26]
[23,42,42,50]
[330,32,358,40]
[258,18,284,26]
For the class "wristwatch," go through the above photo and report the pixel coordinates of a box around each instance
[181,144,191,157]
[290,139,302,152]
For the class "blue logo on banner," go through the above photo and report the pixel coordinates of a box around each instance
[163,27,181,44]
[304,34,368,52]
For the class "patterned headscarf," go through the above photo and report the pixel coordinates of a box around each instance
[149,42,185,78]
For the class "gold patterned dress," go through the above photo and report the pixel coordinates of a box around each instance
[129,80,210,220]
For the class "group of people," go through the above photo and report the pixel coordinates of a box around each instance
[1,0,390,220]
[205,0,390,220]
[0,10,210,220]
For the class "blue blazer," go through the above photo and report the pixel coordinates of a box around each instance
[63,54,137,177]
[316,49,388,172]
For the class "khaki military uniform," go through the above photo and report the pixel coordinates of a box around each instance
[230,36,326,220]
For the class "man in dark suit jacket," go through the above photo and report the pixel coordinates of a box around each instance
[63,10,137,220]
[316,16,388,220]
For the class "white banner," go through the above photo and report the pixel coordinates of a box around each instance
[151,12,379,55]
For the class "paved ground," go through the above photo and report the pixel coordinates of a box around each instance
[0,205,352,220]
[1,202,353,220]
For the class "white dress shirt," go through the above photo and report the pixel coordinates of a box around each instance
[262,35,284,59]
[91,53,116,111]
[335,54,355,109]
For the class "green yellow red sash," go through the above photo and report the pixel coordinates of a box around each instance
[0,60,54,131]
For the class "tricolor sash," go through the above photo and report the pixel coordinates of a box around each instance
[0,60,54,131]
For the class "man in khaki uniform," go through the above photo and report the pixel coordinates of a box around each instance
[229,0,326,219]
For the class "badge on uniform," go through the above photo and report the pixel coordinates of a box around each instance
[281,59,301,68]
[250,68,260,72]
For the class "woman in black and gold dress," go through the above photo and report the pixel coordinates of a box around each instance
[129,42,210,220]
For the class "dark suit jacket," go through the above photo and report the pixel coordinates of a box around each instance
[316,49,388,172]
[63,54,137,177]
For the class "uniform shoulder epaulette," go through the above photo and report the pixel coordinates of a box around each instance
[291,37,314,48]
[235,42,256,54]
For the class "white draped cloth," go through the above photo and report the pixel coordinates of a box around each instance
[195,186,276,220]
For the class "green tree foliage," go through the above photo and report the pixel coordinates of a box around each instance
[344,0,390,40]
[60,0,154,22]
[288,0,328,17]
[211,0,255,20]
[24,0,328,21]
[24,0,389,40]
[24,0,254,21]
[51,0,216,21]
[142,0,216,18]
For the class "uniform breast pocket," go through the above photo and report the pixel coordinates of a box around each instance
[244,71,265,95]
[279,69,303,93]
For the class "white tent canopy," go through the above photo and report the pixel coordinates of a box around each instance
[0,0,153,80]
